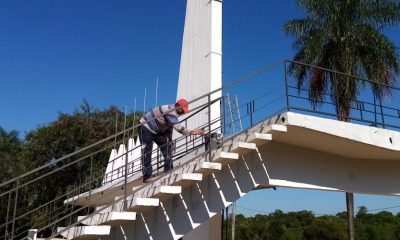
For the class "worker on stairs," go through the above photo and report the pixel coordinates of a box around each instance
[139,99,204,183]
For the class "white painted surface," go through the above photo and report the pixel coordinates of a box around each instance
[159,186,182,195]
[280,112,400,160]
[57,226,111,240]
[68,112,400,240]
[182,213,221,240]
[77,212,136,226]
[28,229,37,240]
[177,0,222,133]
[103,149,117,184]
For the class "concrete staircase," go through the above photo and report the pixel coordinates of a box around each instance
[52,111,400,240]
[54,113,287,240]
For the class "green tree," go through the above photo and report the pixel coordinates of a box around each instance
[5,102,142,238]
[0,127,23,231]
[283,1,400,239]
[0,127,22,181]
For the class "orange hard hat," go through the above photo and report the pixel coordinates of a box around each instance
[176,99,189,113]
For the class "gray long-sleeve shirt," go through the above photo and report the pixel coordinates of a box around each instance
[140,104,191,136]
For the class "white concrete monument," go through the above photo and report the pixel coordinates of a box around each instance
[177,0,223,133]
[177,1,223,239]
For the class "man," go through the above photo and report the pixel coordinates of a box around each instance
[139,98,204,183]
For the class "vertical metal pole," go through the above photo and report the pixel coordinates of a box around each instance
[284,61,290,111]
[208,94,211,162]
[225,207,229,240]
[252,100,255,126]
[248,101,253,126]
[124,139,129,211]
[231,202,236,240]
[87,155,93,214]
[114,111,119,148]
[185,120,188,153]
[11,179,20,240]
[221,209,225,240]
[156,148,160,175]
[346,192,355,240]
[132,98,137,137]
[227,93,235,133]
[335,74,340,120]
[374,93,377,126]
[222,96,226,134]
[378,95,385,128]
[123,106,127,140]
[5,192,11,240]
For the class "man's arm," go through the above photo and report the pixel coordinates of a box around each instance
[190,129,204,135]
[165,114,204,136]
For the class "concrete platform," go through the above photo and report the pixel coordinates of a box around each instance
[274,112,400,160]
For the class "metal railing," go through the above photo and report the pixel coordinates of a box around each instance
[1,60,399,239]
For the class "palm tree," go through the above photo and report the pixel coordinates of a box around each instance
[282,0,400,239]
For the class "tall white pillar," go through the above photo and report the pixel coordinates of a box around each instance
[177,0,223,133]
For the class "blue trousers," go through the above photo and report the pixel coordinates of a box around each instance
[138,126,173,181]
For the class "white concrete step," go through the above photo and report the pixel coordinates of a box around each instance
[266,124,287,134]
[211,151,239,164]
[77,211,136,226]
[123,197,159,212]
[194,162,222,175]
[57,225,110,240]
[230,142,257,155]
[172,173,203,187]
[248,132,272,146]
[136,185,182,201]
[154,186,182,200]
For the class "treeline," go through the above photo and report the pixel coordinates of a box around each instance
[0,101,142,239]
[222,208,400,240]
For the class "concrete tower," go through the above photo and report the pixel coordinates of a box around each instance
[177,0,222,132]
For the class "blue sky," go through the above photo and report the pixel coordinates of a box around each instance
[1,0,400,216]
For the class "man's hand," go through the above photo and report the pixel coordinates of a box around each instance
[191,129,204,135]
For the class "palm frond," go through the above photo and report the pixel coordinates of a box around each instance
[283,0,399,119]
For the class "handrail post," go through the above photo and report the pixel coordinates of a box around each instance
[284,61,290,111]
[374,92,377,126]
[11,178,20,240]
[208,94,211,162]
[5,192,11,240]
[335,73,340,119]
[378,94,385,128]
[87,155,93,214]
[124,138,129,211]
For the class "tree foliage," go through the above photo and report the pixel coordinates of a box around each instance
[283,0,400,119]
[225,208,400,240]
[0,101,142,238]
